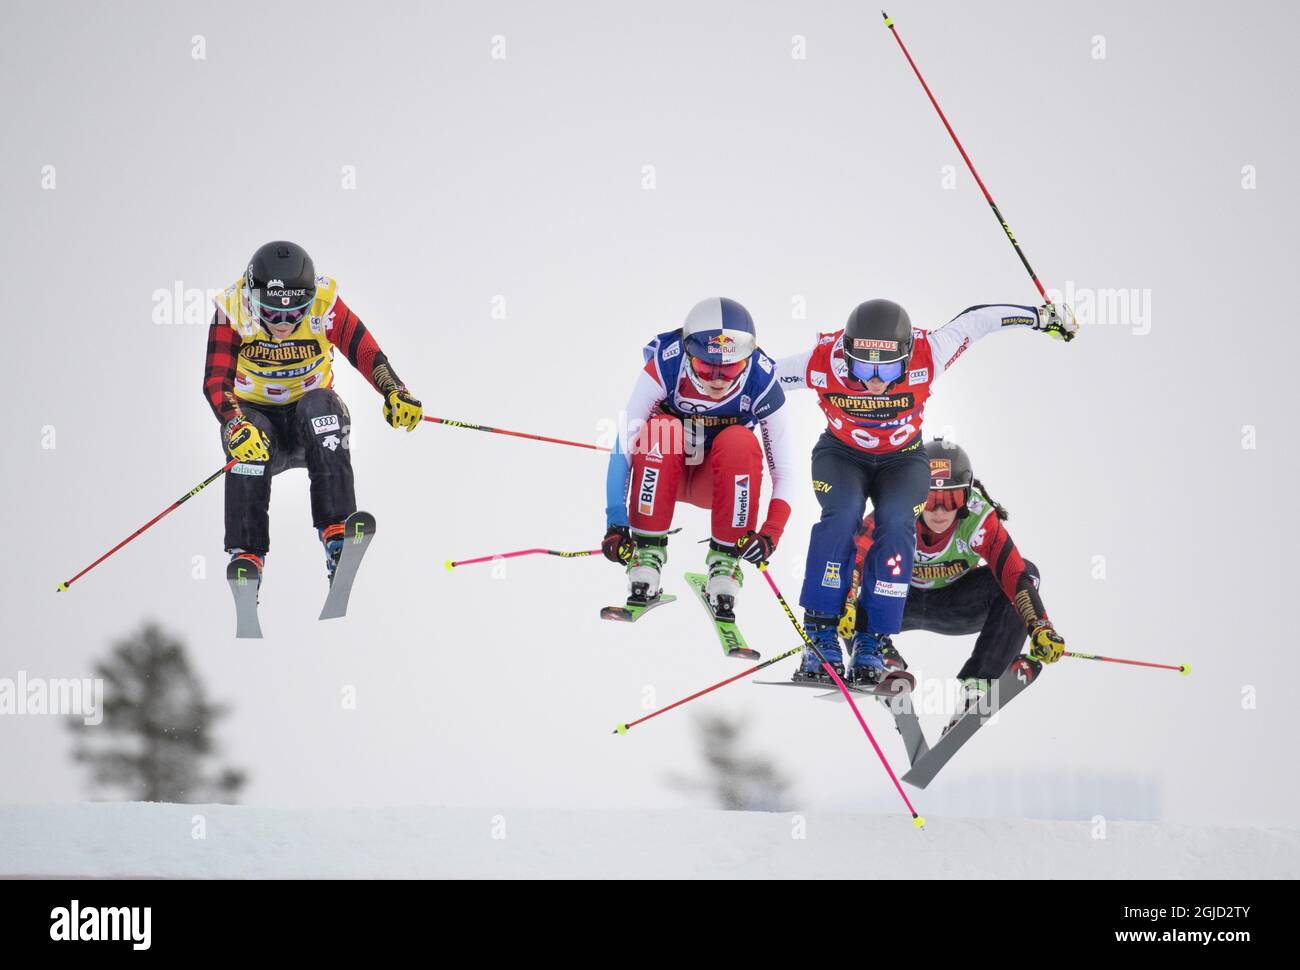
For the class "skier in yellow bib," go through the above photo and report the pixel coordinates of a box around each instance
[202,241,423,623]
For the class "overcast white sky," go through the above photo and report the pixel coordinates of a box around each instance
[1,0,1296,826]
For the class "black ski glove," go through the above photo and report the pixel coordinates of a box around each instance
[737,531,776,565]
[602,525,634,564]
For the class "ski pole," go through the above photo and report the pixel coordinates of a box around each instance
[57,458,238,592]
[446,529,681,571]
[756,564,925,828]
[1064,652,1190,675]
[423,416,611,453]
[882,11,1053,308]
[613,645,806,735]
[446,548,599,570]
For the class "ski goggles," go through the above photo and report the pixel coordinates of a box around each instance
[255,306,312,327]
[250,297,314,328]
[848,358,906,385]
[689,355,748,384]
[924,488,966,512]
[248,282,316,327]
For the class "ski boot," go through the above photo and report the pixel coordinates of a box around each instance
[1008,654,1042,685]
[703,543,744,620]
[942,677,991,736]
[849,632,893,685]
[625,533,668,604]
[318,522,346,584]
[226,550,265,639]
[228,550,264,590]
[878,636,908,674]
[793,614,845,683]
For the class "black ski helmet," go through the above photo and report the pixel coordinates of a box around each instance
[246,241,316,327]
[923,437,974,515]
[843,299,913,366]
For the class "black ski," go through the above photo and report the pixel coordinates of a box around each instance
[226,557,263,639]
[754,670,915,697]
[877,690,930,767]
[804,685,930,767]
[319,511,376,621]
[900,657,1040,789]
[756,672,927,764]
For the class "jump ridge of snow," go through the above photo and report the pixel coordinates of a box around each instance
[3,804,1298,879]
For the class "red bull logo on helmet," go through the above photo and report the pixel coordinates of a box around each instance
[707,334,738,357]
[695,328,753,363]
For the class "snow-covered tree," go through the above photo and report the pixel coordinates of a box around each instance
[668,713,792,811]
[67,622,247,803]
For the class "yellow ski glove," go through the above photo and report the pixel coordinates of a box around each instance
[1029,620,1066,664]
[225,418,269,463]
[384,389,423,431]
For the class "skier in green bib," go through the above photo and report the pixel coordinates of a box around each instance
[842,438,1066,730]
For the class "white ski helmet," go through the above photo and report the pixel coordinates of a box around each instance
[680,297,756,394]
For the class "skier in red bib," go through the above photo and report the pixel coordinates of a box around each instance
[777,299,1075,684]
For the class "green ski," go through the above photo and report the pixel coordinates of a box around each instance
[600,594,677,623]
[684,572,760,660]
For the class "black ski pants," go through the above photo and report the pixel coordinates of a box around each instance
[899,562,1040,680]
[222,388,357,554]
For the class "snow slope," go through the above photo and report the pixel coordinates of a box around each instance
[2,804,1297,879]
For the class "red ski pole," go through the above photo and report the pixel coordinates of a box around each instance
[423,416,610,453]
[757,564,925,829]
[57,458,238,592]
[614,644,806,734]
[446,529,681,571]
[882,10,1053,307]
[1064,652,1190,675]
[445,547,600,570]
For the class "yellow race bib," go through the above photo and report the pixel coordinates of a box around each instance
[217,276,340,406]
